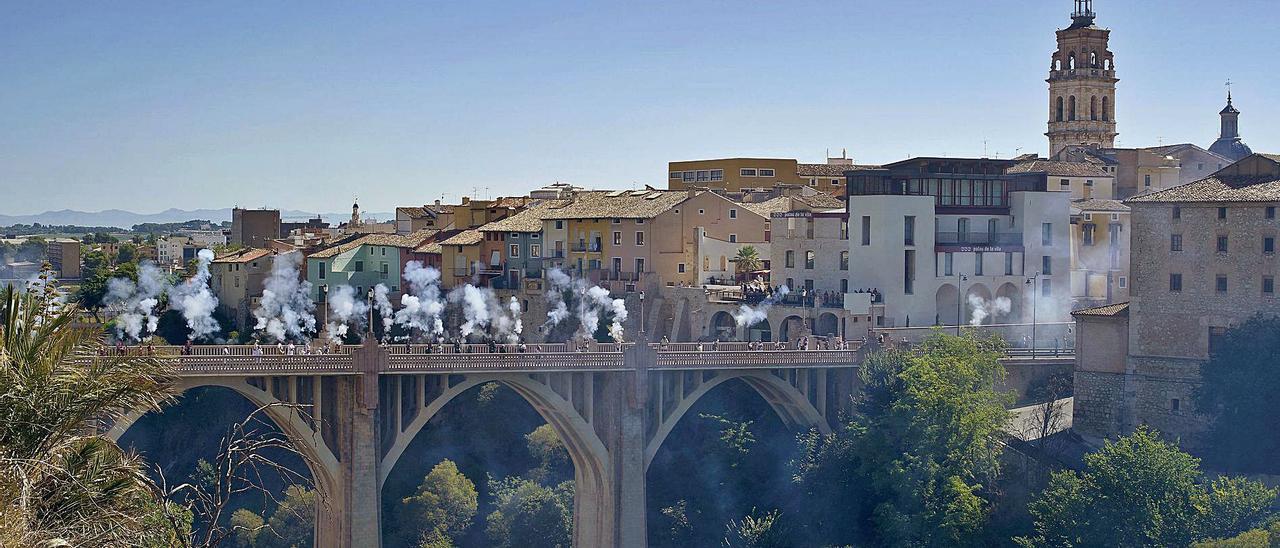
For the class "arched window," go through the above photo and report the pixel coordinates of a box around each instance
[1053,58,1061,71]
[1101,96,1110,121]
[1068,53,1076,70]
[1055,96,1065,122]
[1090,96,1098,120]
[1069,96,1077,121]
[1089,51,1098,67]
[1104,58,1112,70]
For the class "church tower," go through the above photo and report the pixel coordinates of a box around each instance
[1046,0,1118,158]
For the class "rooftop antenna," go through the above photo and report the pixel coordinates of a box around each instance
[982,139,989,158]
[1225,78,1233,102]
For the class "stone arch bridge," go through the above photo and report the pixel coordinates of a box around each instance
[107,340,1069,547]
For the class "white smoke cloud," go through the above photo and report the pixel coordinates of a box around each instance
[396,262,446,339]
[325,284,369,343]
[372,283,395,335]
[451,284,492,338]
[733,285,790,330]
[253,251,316,342]
[968,294,1012,326]
[542,268,628,342]
[105,261,168,341]
[167,249,221,341]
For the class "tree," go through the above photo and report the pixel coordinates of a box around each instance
[791,333,1012,547]
[260,485,316,548]
[723,508,789,548]
[525,424,570,484]
[0,270,176,545]
[229,508,265,547]
[117,242,138,264]
[733,246,762,280]
[1195,314,1280,473]
[484,477,573,548]
[400,460,478,546]
[1193,519,1280,548]
[1018,427,1276,547]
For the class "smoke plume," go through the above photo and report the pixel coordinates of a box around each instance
[372,283,395,335]
[968,294,1012,326]
[325,284,369,343]
[105,261,168,341]
[167,249,221,341]
[733,285,791,330]
[253,251,316,342]
[396,262,446,339]
[542,268,628,342]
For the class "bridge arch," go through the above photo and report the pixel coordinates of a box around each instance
[710,311,737,341]
[108,376,343,543]
[644,369,831,471]
[379,373,612,548]
[779,315,805,342]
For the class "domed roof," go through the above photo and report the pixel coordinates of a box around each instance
[1209,138,1253,162]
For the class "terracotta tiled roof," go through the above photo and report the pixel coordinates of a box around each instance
[308,233,428,258]
[1126,175,1280,203]
[796,163,880,177]
[478,200,571,232]
[541,190,689,220]
[211,248,271,264]
[794,193,845,209]
[1072,302,1129,317]
[1008,159,1111,178]
[740,197,794,218]
[437,229,484,246]
[1072,199,1129,213]
[415,242,442,255]
[396,204,453,218]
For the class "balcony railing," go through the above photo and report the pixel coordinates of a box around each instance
[600,270,639,282]
[570,242,603,253]
[935,232,1023,246]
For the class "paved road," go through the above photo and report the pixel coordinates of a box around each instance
[1006,397,1074,441]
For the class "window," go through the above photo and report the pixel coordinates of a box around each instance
[381,247,386,256]
[530,233,540,239]
[904,250,916,294]
[612,231,622,246]
[1217,235,1228,254]
[1119,276,1128,289]
[380,262,389,279]
[805,251,815,270]
[509,244,520,258]
[1144,174,1151,187]
[530,244,541,258]
[741,168,757,177]
[840,251,849,271]
[711,169,723,181]
[1170,234,1182,251]
[636,219,644,225]
[555,220,564,230]
[1268,206,1276,219]
[635,258,645,274]
[612,218,621,224]
[861,216,871,246]
[1042,223,1053,246]
[1042,278,1052,296]
[759,168,775,177]
[1170,273,1182,291]
[785,250,795,268]
[805,219,814,239]
[1086,179,1094,187]
[974,252,984,276]
[1172,206,1181,220]
[1060,178,1070,187]
[957,218,969,241]
[1265,276,1275,295]
[698,209,705,215]
[695,170,710,182]
[944,252,954,276]
[1171,399,1180,412]
[729,208,737,219]
[1266,237,1276,254]
[728,234,737,243]
[318,261,326,279]
[1042,255,1052,275]
[1218,207,1228,220]
[1210,326,1228,355]
[682,171,695,182]
[1084,224,1096,246]
[670,172,681,180]
[1005,252,1014,275]
[841,279,849,292]
[234,276,240,288]
[1216,275,1228,293]
[904,216,915,246]
[353,261,364,272]
[832,179,841,186]
[635,232,645,246]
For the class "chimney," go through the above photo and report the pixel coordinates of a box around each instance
[434,199,441,206]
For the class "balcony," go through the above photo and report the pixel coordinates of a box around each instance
[570,242,603,253]
[600,270,639,282]
[935,232,1023,247]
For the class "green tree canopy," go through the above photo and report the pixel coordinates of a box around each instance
[484,476,573,548]
[733,246,762,278]
[1195,314,1280,473]
[400,459,478,546]
[1019,426,1276,548]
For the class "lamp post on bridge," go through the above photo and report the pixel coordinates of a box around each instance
[1025,271,1040,358]
[321,284,329,340]
[955,272,968,335]
[638,290,645,341]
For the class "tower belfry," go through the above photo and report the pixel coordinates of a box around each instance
[1046,0,1118,158]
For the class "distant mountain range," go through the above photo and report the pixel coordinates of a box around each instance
[0,208,391,229]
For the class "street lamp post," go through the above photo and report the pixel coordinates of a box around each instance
[321,284,329,338]
[956,272,968,335]
[366,287,376,342]
[1025,272,1040,358]
[638,290,646,340]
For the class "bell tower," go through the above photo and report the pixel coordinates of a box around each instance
[1046,0,1118,158]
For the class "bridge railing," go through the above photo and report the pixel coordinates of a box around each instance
[654,349,860,369]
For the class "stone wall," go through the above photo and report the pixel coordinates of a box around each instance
[1072,369,1125,438]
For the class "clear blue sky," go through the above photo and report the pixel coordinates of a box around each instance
[1,1,1276,215]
